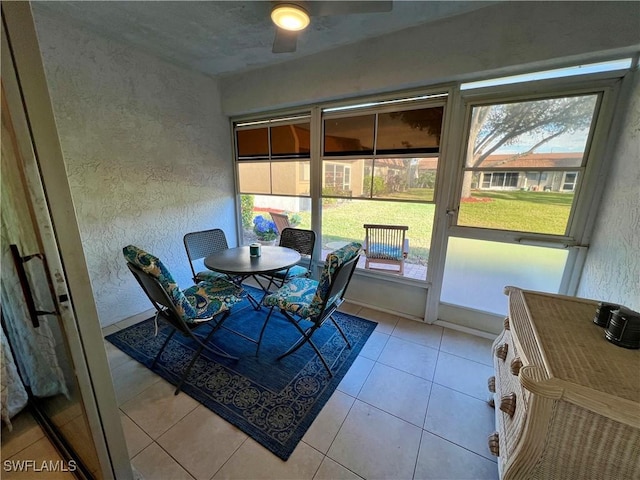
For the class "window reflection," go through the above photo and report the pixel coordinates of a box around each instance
[271,122,311,157]
[376,107,443,154]
[237,128,269,158]
[324,115,375,155]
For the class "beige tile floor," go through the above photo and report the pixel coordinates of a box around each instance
[1,411,76,480]
[104,303,500,480]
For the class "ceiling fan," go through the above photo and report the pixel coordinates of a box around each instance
[271,1,393,54]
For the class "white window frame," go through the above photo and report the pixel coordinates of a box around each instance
[440,76,623,301]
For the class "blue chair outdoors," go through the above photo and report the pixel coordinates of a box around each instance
[123,245,244,394]
[261,242,362,376]
[363,224,409,275]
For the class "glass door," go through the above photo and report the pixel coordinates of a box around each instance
[1,77,103,478]
[0,7,130,476]
[441,88,610,320]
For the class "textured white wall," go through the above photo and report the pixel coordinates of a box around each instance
[32,12,237,326]
[578,70,640,311]
[220,1,640,115]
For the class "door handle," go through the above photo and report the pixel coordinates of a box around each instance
[9,244,58,328]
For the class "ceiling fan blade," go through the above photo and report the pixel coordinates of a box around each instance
[309,1,392,17]
[272,27,298,53]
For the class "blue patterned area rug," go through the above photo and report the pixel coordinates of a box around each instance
[105,286,376,460]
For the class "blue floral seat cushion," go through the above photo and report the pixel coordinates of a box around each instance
[183,278,243,322]
[123,245,242,324]
[263,277,319,318]
[367,244,404,261]
[194,269,227,283]
[264,242,362,321]
[271,265,309,280]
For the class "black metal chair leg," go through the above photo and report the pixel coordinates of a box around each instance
[277,318,333,376]
[190,311,238,360]
[152,329,176,368]
[174,312,237,395]
[175,339,209,395]
[256,307,275,356]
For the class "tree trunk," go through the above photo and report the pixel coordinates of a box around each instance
[461,171,475,198]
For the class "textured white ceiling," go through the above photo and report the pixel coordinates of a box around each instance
[32,1,495,77]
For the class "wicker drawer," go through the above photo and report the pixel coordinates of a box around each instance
[491,287,640,480]
[491,326,528,466]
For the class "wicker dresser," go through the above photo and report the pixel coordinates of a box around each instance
[489,286,640,479]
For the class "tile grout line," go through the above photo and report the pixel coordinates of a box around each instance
[131,441,196,480]
[424,430,499,464]
[206,436,251,480]
[316,391,358,469]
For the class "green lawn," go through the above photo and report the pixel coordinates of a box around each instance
[251,190,574,265]
[458,190,574,235]
[296,200,435,264]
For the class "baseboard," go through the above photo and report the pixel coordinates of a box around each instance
[433,320,498,340]
[437,302,504,337]
[344,298,425,323]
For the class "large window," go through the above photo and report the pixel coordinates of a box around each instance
[320,100,446,279]
[234,97,447,281]
[458,94,599,236]
[232,60,629,322]
[235,115,312,245]
[236,116,311,196]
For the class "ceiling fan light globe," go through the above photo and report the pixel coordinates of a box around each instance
[271,4,310,31]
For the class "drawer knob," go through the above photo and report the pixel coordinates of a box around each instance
[488,432,500,456]
[510,357,523,376]
[500,392,517,417]
[487,396,495,408]
[504,317,510,330]
[488,376,495,393]
[495,343,508,361]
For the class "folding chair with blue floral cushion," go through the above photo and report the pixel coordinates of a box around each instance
[261,242,362,376]
[123,245,245,394]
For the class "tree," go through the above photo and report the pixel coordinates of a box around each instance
[461,96,595,197]
[389,107,444,143]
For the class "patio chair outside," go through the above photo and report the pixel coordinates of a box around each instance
[363,224,409,275]
[123,245,243,394]
[261,242,362,376]
[184,228,229,283]
[269,212,291,234]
